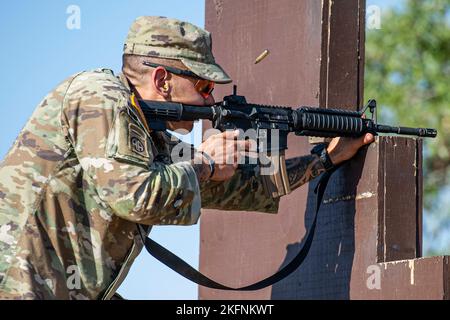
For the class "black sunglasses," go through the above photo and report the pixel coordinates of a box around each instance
[142,61,202,79]
[142,61,215,99]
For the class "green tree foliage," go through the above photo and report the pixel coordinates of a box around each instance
[365,0,450,254]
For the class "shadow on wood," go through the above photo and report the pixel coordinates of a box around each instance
[272,147,367,299]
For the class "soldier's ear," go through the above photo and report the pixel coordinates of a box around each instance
[152,67,170,98]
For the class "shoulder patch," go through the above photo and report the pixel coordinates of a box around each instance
[129,123,148,157]
[106,109,155,166]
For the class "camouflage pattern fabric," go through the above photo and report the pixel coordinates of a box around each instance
[124,16,232,84]
[0,68,278,300]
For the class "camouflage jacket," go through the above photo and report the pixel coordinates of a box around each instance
[0,68,279,300]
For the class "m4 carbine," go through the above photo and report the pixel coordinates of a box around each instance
[138,85,437,141]
[137,85,436,197]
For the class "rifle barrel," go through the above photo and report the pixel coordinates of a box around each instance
[375,124,437,137]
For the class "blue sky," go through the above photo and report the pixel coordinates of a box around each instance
[0,0,398,300]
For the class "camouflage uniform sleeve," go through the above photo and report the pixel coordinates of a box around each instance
[160,133,279,214]
[61,71,201,225]
[199,162,280,213]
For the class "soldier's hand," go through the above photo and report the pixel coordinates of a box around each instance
[198,130,250,181]
[327,133,375,166]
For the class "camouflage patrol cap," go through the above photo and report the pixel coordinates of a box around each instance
[124,16,232,84]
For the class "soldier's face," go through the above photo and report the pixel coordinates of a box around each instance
[167,75,216,132]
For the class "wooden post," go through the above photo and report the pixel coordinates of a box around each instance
[200,0,448,299]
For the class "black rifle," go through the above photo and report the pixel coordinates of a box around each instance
[139,85,436,197]
[137,86,437,292]
[138,85,437,144]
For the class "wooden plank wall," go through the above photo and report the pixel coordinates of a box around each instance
[200,0,445,299]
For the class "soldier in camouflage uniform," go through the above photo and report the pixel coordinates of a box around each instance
[0,16,373,299]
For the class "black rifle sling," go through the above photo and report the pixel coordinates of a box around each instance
[141,169,335,291]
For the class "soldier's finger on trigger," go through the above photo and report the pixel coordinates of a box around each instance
[220,129,238,140]
[224,142,235,157]
[226,150,235,166]
[245,139,251,151]
[236,140,250,152]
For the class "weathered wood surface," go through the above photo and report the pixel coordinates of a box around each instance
[200,0,436,300]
